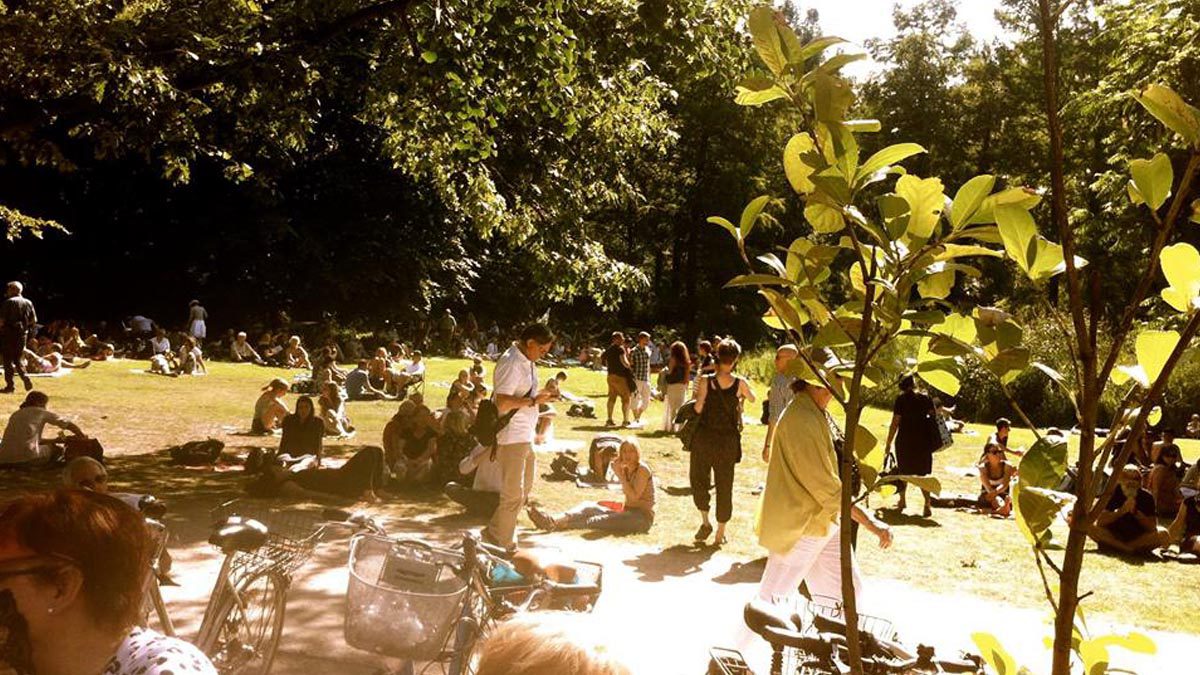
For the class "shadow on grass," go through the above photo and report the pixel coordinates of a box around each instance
[623,543,716,582]
[876,509,942,528]
[712,556,767,585]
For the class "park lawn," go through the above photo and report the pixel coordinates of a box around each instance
[2,356,1196,636]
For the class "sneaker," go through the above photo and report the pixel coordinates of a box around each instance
[605,419,616,428]
[694,522,713,543]
[526,506,558,532]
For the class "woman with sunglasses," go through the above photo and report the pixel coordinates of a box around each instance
[0,489,215,674]
[977,441,1016,516]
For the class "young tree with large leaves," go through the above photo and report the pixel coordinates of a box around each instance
[708,6,1042,670]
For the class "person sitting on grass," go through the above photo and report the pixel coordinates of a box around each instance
[470,356,486,387]
[0,391,87,466]
[1168,494,1200,556]
[382,400,417,471]
[392,404,439,484]
[346,359,392,401]
[318,382,355,437]
[432,409,477,486]
[445,442,502,517]
[1151,428,1181,465]
[178,336,206,375]
[252,378,290,434]
[62,326,86,357]
[1086,464,1170,556]
[392,350,425,392]
[282,335,311,369]
[447,369,474,411]
[312,345,346,390]
[229,331,264,364]
[977,441,1016,517]
[280,395,324,461]
[149,327,171,356]
[527,437,655,535]
[245,445,388,503]
[1149,443,1185,517]
[148,350,180,377]
[368,347,393,390]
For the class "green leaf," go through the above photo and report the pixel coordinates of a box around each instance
[972,633,1019,675]
[796,36,848,63]
[1134,83,1200,146]
[917,265,954,299]
[805,202,845,234]
[934,243,1003,261]
[950,175,995,229]
[1148,406,1163,427]
[813,72,854,123]
[843,119,881,133]
[856,143,926,186]
[1137,329,1180,386]
[1033,362,1075,403]
[1021,435,1068,490]
[916,358,962,396]
[1080,633,1156,675]
[1159,242,1200,313]
[966,187,1042,226]
[986,347,1030,384]
[740,195,771,239]
[783,133,817,194]
[707,216,739,240]
[875,474,941,495]
[853,425,877,460]
[1014,484,1073,547]
[813,319,854,348]
[421,50,438,64]
[748,7,787,76]
[995,205,1077,282]
[1129,153,1173,211]
[895,175,946,239]
[735,83,790,106]
[724,274,791,288]
[760,289,809,331]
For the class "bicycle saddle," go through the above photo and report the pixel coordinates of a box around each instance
[210,517,269,552]
[743,599,830,652]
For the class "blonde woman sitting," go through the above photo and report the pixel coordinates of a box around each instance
[527,437,654,534]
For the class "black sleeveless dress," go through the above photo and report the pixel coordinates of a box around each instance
[691,375,743,463]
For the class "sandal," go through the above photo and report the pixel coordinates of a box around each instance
[694,522,713,543]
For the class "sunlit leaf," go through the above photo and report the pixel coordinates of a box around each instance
[966,187,1043,226]
[1137,329,1180,386]
[950,175,995,229]
[805,202,845,233]
[740,195,772,239]
[707,216,739,240]
[856,143,925,186]
[895,174,946,239]
[1134,83,1200,146]
[724,274,791,288]
[1159,242,1200,313]
[747,6,787,76]
[972,633,1019,675]
[1129,153,1173,211]
[783,133,818,194]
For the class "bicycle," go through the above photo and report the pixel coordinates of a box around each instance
[709,596,984,675]
[142,500,331,675]
[335,511,603,675]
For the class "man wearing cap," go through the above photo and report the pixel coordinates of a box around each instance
[230,331,264,364]
[751,351,892,611]
[0,281,36,393]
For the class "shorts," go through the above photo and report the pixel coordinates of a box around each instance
[607,373,631,398]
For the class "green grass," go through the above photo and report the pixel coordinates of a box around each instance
[3,356,1196,635]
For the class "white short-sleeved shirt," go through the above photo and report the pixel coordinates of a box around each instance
[461,443,503,492]
[405,360,426,377]
[494,344,538,446]
[0,407,69,464]
[149,336,170,355]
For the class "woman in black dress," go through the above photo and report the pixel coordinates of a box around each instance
[884,375,938,517]
[689,339,755,546]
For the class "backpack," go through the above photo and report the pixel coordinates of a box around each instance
[470,398,519,458]
[674,400,699,452]
[62,436,104,463]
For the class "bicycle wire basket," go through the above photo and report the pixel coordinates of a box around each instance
[210,500,327,582]
[767,595,898,675]
[344,533,469,661]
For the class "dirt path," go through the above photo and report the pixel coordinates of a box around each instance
[154,522,1193,674]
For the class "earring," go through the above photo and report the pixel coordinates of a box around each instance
[46,607,54,615]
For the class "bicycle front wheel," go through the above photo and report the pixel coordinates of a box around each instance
[201,570,289,675]
[446,593,492,675]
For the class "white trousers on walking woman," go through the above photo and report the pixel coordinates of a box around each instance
[662,383,687,431]
[757,525,862,604]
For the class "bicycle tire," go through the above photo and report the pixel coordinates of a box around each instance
[200,570,289,675]
[446,591,492,675]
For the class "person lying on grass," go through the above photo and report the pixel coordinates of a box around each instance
[244,445,388,503]
[526,437,654,534]
[1085,464,1170,555]
[22,344,90,374]
[976,441,1016,517]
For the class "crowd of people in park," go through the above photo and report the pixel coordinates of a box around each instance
[4,278,1200,672]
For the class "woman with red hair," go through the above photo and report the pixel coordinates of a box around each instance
[0,490,215,674]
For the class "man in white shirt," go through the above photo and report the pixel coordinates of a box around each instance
[485,323,556,550]
[0,391,86,465]
[149,328,171,356]
[229,331,264,364]
[444,443,503,516]
[393,351,426,389]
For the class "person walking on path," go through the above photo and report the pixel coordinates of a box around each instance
[884,374,940,517]
[1,281,36,393]
[187,300,208,342]
[689,339,755,546]
[749,359,892,625]
[603,331,634,427]
[762,344,799,462]
[484,322,556,551]
[629,331,652,428]
[661,341,691,432]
